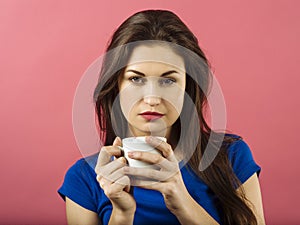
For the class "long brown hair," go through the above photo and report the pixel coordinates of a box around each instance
[93,10,257,225]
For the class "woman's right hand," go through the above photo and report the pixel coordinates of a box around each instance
[95,137,136,223]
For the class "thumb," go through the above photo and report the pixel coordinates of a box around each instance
[113,136,122,147]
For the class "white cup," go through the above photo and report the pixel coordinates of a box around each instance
[120,136,166,169]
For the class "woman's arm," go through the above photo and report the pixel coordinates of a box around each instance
[95,137,136,225]
[237,174,266,225]
[166,186,220,225]
[168,173,266,225]
[123,137,266,225]
[123,137,220,225]
[172,173,266,225]
[66,197,101,225]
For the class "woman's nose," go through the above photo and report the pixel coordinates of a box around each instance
[143,95,161,106]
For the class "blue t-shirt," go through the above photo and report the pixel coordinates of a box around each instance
[58,134,261,225]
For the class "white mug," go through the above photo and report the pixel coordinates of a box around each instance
[120,136,166,169]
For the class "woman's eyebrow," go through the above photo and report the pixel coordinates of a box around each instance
[125,69,145,76]
[161,70,179,77]
[125,69,179,77]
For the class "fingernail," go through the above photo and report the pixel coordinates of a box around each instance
[128,152,134,157]
[118,157,126,163]
[146,136,154,142]
[96,174,101,181]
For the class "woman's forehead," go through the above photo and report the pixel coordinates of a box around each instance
[127,45,185,71]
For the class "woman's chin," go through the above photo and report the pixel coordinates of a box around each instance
[129,125,168,137]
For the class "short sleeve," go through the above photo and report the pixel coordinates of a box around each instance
[227,138,261,185]
[58,158,98,212]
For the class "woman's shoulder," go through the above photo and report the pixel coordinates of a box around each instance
[223,133,261,183]
[223,133,253,161]
[58,153,100,212]
[67,153,99,175]
[223,133,251,154]
[224,133,242,141]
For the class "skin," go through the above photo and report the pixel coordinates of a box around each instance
[118,45,186,139]
[65,45,266,225]
[66,137,265,225]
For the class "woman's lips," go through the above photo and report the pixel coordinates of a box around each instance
[139,112,164,120]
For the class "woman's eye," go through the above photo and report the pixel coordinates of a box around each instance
[129,76,146,84]
[159,78,176,86]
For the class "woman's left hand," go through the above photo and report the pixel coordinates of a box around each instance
[122,136,191,215]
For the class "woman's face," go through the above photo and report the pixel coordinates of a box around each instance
[118,45,186,138]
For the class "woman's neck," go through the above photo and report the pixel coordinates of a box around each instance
[126,126,171,140]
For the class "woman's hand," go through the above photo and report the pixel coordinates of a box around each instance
[94,137,136,223]
[122,136,191,215]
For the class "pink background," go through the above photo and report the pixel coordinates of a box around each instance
[1,0,299,224]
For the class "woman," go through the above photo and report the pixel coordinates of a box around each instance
[58,10,265,225]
